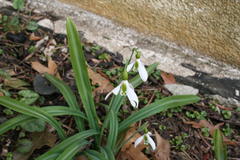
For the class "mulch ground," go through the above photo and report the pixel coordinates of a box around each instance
[0,5,240,160]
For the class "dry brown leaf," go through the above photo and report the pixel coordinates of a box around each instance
[88,68,114,94]
[119,147,149,160]
[161,72,176,84]
[29,33,42,41]
[0,92,4,96]
[153,130,170,160]
[13,129,57,160]
[184,120,223,135]
[184,120,238,145]
[216,104,233,111]
[47,58,58,75]
[31,61,50,74]
[31,58,59,75]
[76,155,88,160]
[4,78,30,89]
[117,126,149,160]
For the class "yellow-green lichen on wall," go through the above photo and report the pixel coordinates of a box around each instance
[60,0,240,67]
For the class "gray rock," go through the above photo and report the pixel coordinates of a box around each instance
[54,20,66,34]
[38,19,54,30]
[164,84,199,95]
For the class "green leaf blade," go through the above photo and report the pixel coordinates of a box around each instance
[119,95,200,132]
[44,73,85,131]
[56,141,89,160]
[106,110,118,150]
[84,150,106,160]
[36,129,98,160]
[66,18,99,131]
[0,106,86,135]
[0,96,66,139]
[213,129,227,160]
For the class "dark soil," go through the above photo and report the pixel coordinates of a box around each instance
[0,6,239,160]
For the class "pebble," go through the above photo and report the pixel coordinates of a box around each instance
[54,20,66,34]
[164,84,199,95]
[38,19,54,30]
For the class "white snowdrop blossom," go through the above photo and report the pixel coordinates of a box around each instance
[134,132,156,150]
[105,80,139,108]
[127,58,148,82]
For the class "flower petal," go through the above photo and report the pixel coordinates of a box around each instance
[137,59,148,82]
[105,83,121,100]
[126,82,139,108]
[112,83,122,95]
[134,136,144,148]
[146,134,156,150]
[127,62,135,72]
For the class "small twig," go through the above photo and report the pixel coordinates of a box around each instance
[182,150,195,160]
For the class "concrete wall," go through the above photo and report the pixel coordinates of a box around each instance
[60,0,240,67]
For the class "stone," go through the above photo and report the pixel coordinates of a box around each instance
[164,84,199,95]
[54,20,66,34]
[38,19,54,30]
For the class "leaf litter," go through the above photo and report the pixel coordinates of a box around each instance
[0,6,240,160]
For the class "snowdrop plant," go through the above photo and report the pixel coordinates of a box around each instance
[105,70,139,108]
[0,18,200,159]
[135,128,156,150]
[127,48,148,82]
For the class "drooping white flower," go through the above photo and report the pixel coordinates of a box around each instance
[127,58,148,82]
[105,80,139,108]
[134,132,156,150]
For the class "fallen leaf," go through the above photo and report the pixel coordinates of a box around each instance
[153,130,170,160]
[4,78,30,89]
[184,120,223,135]
[117,126,149,160]
[0,92,4,96]
[31,58,60,78]
[161,72,176,84]
[47,58,57,75]
[13,129,57,160]
[29,33,42,41]
[216,104,233,111]
[184,120,238,145]
[91,58,101,64]
[77,155,88,160]
[88,68,114,94]
[31,61,51,74]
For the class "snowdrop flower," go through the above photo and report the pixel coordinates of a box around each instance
[127,50,148,82]
[105,71,139,108]
[134,131,156,150]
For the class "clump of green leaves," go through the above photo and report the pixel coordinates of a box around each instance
[0,15,20,32]
[6,152,13,160]
[16,139,33,153]
[1,0,38,32]
[221,110,232,120]
[13,0,25,11]
[0,49,4,55]
[161,106,182,117]
[91,45,101,52]
[222,124,233,137]
[159,125,167,131]
[151,69,161,80]
[18,90,39,105]
[185,110,207,120]
[201,127,210,137]
[209,103,220,113]
[26,21,39,31]
[170,133,189,151]
[21,119,45,132]
[98,53,111,61]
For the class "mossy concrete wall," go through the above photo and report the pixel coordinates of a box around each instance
[59,0,240,67]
